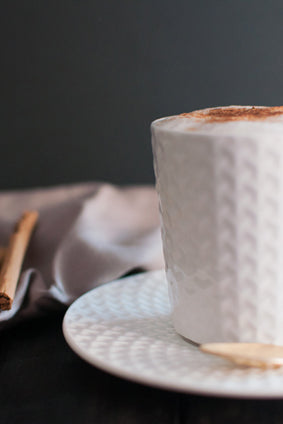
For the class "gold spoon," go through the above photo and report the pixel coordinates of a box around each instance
[199,343,283,368]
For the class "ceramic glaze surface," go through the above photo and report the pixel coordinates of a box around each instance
[63,271,283,398]
[151,107,283,344]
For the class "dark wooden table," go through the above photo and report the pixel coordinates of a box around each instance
[1,312,283,424]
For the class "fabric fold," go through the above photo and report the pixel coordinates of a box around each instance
[0,182,163,328]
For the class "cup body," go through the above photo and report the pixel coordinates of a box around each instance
[152,117,283,344]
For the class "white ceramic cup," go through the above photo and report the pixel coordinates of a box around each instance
[151,106,283,344]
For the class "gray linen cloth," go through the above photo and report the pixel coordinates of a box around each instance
[0,182,164,327]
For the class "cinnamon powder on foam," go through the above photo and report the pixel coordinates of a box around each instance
[180,106,283,123]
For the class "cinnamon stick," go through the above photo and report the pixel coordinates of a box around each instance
[0,211,39,310]
[0,247,6,267]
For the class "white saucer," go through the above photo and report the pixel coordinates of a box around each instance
[63,270,283,398]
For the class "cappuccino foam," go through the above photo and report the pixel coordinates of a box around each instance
[153,106,283,136]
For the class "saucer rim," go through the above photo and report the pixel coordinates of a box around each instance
[63,270,283,399]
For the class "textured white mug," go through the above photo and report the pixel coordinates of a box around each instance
[151,106,283,344]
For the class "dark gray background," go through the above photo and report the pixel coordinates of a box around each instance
[1,0,283,190]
